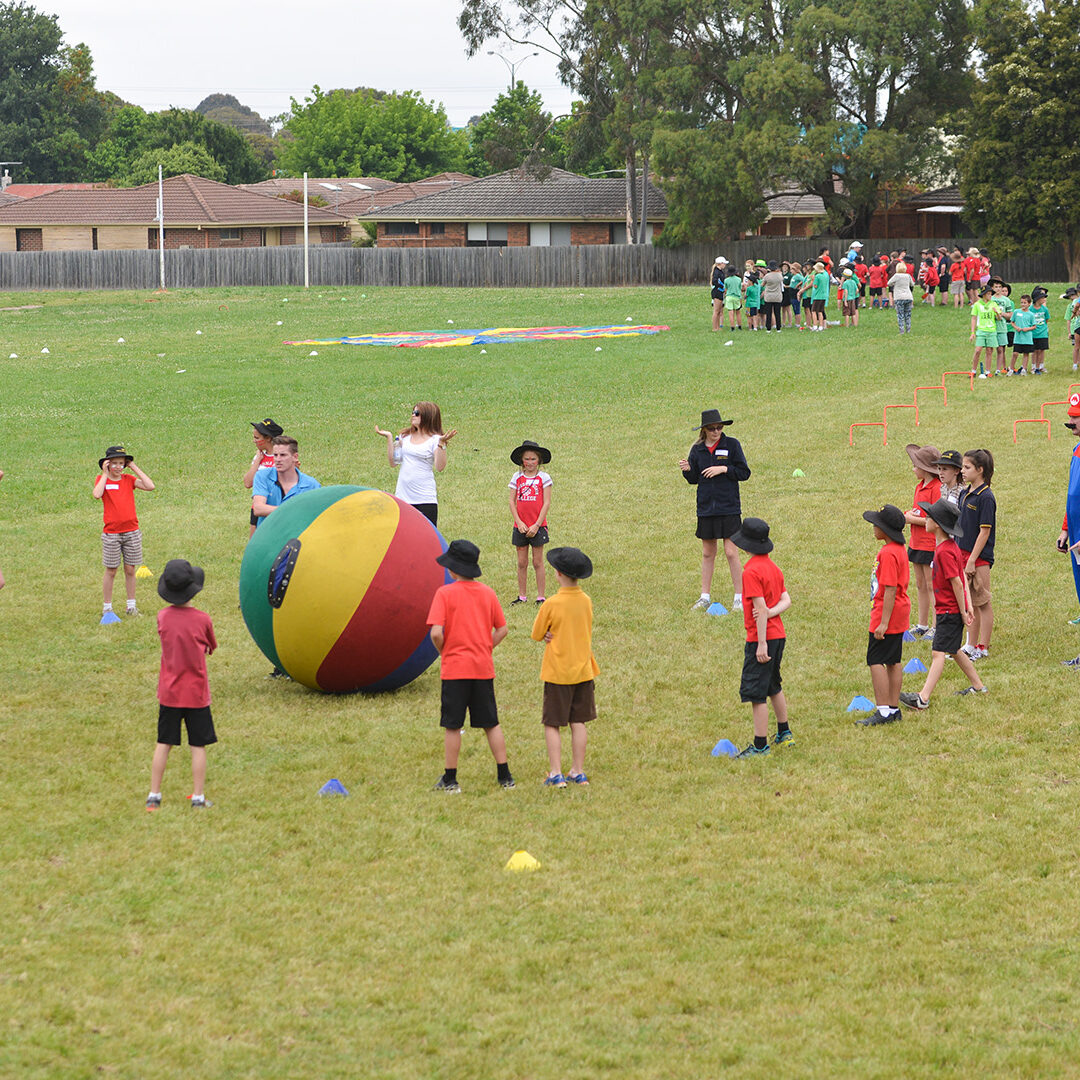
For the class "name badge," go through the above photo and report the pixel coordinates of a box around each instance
[714,449,729,458]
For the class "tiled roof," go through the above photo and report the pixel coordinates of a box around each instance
[764,191,826,216]
[901,186,963,209]
[240,176,398,206]
[337,173,477,215]
[3,183,99,198]
[358,168,667,221]
[0,191,22,206]
[0,175,349,226]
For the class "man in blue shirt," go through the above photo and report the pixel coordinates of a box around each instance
[252,436,321,526]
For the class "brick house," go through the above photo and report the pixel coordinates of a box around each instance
[354,167,667,247]
[0,174,351,252]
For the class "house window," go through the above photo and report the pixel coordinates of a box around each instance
[466,223,508,247]
[529,223,551,247]
[15,228,42,251]
[92,228,99,251]
[610,223,628,245]
[220,228,242,244]
[549,224,571,247]
[428,223,445,235]
[385,222,420,236]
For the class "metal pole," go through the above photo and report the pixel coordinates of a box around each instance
[303,172,310,289]
[157,165,165,289]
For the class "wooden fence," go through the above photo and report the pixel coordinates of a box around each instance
[0,240,1068,292]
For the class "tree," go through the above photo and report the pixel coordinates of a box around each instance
[466,80,567,174]
[0,2,108,181]
[275,87,468,181]
[961,0,1080,280]
[125,141,226,185]
[195,93,272,137]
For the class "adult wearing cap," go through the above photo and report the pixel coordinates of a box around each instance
[680,408,751,611]
[761,261,785,333]
[845,240,863,264]
[710,257,728,332]
[1058,395,1080,666]
[244,418,284,537]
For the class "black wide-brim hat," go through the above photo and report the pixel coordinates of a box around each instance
[510,440,552,466]
[157,558,205,604]
[693,408,733,431]
[252,418,284,438]
[918,498,964,539]
[933,450,963,469]
[99,444,133,468]
[863,504,907,546]
[731,517,773,554]
[546,546,593,580]
[435,539,482,579]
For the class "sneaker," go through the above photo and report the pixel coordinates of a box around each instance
[145,794,161,812]
[126,607,141,617]
[189,797,212,808]
[1062,656,1080,668]
[1073,363,1078,373]
[855,709,902,726]
[731,597,743,611]
[1067,615,1080,626]
[770,729,795,748]
[899,691,929,710]
[535,598,545,606]
[1020,368,1028,376]
[960,644,977,659]
[690,597,710,611]
[433,777,462,793]
[736,743,770,758]
[268,667,291,679]
[911,624,929,638]
[499,776,516,789]
[955,686,988,696]
[543,773,567,788]
[510,597,528,606]
[566,772,590,784]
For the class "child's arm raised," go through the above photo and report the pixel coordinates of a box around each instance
[129,462,155,491]
[92,472,107,499]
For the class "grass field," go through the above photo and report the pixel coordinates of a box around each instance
[3,283,1080,1079]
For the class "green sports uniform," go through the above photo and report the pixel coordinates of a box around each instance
[994,296,1014,347]
[723,274,743,310]
[972,300,1002,348]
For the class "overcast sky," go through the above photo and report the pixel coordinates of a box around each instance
[44,0,575,127]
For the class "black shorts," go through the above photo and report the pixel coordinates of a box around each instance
[869,287,883,296]
[512,525,549,548]
[412,503,438,526]
[440,678,499,729]
[711,287,724,300]
[697,513,741,541]
[938,281,948,293]
[250,508,258,526]
[932,611,963,655]
[157,704,217,747]
[1034,337,1049,351]
[1012,342,1033,354]
[542,680,596,727]
[740,638,785,703]
[866,632,903,667]
[747,307,759,318]
[1007,331,1014,346]
[908,547,934,565]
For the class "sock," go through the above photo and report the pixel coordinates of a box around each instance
[754,735,768,750]
[127,600,137,610]
[700,593,710,602]
[733,593,742,603]
[148,791,160,799]
[103,602,113,612]
[878,705,891,717]
[442,768,457,783]
[776,721,790,735]
[496,761,512,782]
[190,794,205,804]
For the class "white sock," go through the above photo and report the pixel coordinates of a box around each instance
[733,593,742,603]
[126,600,137,610]
[700,593,710,602]
[878,706,891,717]
[190,794,205,804]
[103,602,113,612]
[148,791,161,799]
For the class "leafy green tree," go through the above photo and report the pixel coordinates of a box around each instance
[961,0,1080,280]
[275,87,468,181]
[0,2,108,181]
[125,141,226,185]
[195,93,272,137]
[466,80,567,174]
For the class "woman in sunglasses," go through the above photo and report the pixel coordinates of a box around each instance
[375,402,456,526]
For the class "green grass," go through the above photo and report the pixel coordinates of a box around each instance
[2,284,1080,1079]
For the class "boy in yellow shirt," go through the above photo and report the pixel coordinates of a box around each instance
[531,547,599,787]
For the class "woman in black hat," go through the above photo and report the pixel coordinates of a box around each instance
[679,409,751,611]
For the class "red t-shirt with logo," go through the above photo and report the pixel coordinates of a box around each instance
[427,580,506,679]
[509,470,552,529]
[909,477,942,551]
[932,538,967,614]
[868,264,888,289]
[870,541,911,634]
[99,473,139,533]
[741,554,786,642]
[157,605,217,707]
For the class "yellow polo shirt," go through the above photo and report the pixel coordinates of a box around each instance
[531,586,600,685]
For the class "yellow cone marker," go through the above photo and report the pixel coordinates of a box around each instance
[135,566,153,579]
[504,850,541,873]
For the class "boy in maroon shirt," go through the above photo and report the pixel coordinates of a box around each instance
[858,505,911,726]
[146,560,217,811]
[731,518,793,757]
[900,500,987,710]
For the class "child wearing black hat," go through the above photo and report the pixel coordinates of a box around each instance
[857,505,911,726]
[680,409,751,612]
[427,540,514,793]
[731,518,793,757]
[531,547,599,787]
[243,418,284,537]
[93,445,155,621]
[900,500,986,710]
[146,560,217,811]
[508,440,553,606]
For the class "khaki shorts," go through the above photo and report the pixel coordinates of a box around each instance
[966,563,992,607]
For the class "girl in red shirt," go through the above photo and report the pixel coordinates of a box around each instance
[903,444,942,639]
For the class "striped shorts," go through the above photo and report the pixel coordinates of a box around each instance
[102,529,143,568]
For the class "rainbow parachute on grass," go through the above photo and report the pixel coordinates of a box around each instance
[285,324,670,348]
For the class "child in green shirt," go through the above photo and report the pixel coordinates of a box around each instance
[970,287,1004,375]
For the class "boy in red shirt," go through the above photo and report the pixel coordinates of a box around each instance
[147,560,217,811]
[93,445,154,621]
[732,518,793,757]
[900,500,987,710]
[427,540,514,792]
[857,505,911,726]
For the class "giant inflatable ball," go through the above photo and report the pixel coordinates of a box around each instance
[240,486,449,692]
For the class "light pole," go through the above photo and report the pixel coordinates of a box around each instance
[487,50,539,91]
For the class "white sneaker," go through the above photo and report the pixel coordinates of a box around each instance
[973,647,988,660]
[732,596,743,611]
[690,597,710,611]
[960,644,977,658]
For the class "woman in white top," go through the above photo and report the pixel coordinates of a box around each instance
[887,267,916,335]
[375,401,456,526]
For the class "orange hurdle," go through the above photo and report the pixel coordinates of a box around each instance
[1013,418,1051,443]
[884,402,918,428]
[1069,384,1080,396]
[1040,400,1068,420]
[943,370,975,391]
[914,384,947,410]
[850,421,887,446]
